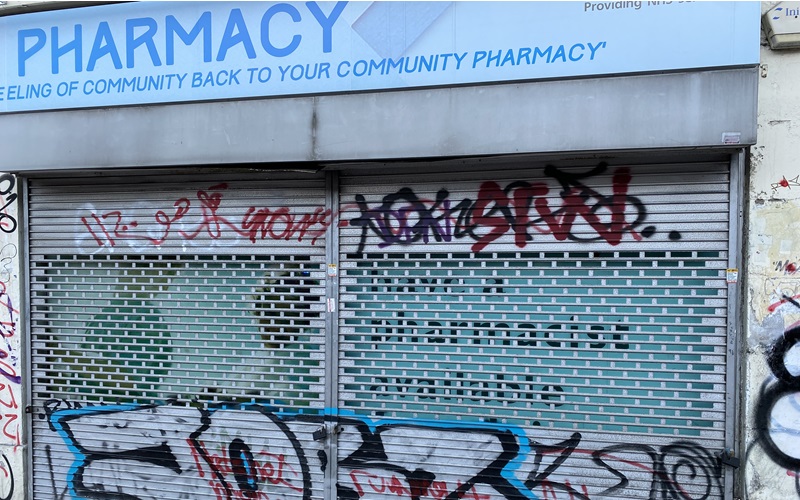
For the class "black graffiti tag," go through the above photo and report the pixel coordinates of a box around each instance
[349,163,677,254]
[757,323,800,474]
[0,175,16,235]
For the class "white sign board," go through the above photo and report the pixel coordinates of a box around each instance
[0,1,760,113]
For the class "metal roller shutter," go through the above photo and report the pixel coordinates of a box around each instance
[27,157,737,500]
[336,159,732,500]
[29,172,330,500]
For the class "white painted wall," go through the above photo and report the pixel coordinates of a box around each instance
[0,174,23,500]
[744,3,800,499]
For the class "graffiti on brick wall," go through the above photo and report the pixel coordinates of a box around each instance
[40,400,723,500]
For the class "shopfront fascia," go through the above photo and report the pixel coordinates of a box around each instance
[0,2,759,499]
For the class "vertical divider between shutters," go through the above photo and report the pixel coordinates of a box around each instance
[324,170,340,500]
[20,176,32,500]
[726,149,745,498]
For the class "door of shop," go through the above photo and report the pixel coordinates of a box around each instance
[27,155,738,499]
[28,171,330,499]
[334,158,736,500]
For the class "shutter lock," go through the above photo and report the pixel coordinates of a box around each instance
[717,448,740,468]
[313,424,342,441]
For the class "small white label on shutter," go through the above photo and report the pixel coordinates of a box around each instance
[722,132,741,145]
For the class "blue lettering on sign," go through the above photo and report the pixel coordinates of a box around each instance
[306,1,346,53]
[471,43,607,69]
[87,22,123,72]
[18,28,46,76]
[52,25,83,74]
[216,8,257,62]
[260,4,301,57]
[165,12,212,65]
[126,17,162,69]
[16,1,348,76]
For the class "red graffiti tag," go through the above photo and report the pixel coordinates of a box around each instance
[349,470,490,500]
[191,438,304,500]
[81,184,330,248]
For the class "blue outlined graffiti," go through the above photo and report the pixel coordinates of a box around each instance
[41,400,724,500]
[46,402,535,500]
